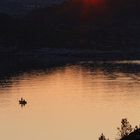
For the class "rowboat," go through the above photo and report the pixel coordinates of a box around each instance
[19,98,27,105]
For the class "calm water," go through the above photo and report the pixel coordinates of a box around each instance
[0,60,140,140]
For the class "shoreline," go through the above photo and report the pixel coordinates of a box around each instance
[1,47,140,61]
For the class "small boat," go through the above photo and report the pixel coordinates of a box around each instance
[19,98,27,105]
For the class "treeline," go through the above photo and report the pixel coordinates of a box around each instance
[99,118,140,140]
[0,0,140,51]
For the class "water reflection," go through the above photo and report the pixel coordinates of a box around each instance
[1,60,140,88]
[0,61,140,140]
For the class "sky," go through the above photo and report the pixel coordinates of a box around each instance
[0,0,139,16]
[0,0,66,15]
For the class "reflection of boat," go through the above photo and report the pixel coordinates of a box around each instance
[19,98,27,105]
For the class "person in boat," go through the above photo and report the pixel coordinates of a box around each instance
[20,98,27,103]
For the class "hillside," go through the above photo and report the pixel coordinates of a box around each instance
[121,129,140,140]
[0,0,140,54]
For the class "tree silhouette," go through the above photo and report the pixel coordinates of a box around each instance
[99,133,109,140]
[117,118,133,139]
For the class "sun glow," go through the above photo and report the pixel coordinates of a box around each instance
[78,0,107,19]
[83,0,105,6]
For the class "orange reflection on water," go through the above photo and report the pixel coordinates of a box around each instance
[0,64,140,140]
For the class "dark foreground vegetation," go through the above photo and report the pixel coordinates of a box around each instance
[121,129,140,140]
[0,0,140,57]
[99,118,140,140]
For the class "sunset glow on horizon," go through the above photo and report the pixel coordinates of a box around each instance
[82,0,105,6]
[78,0,107,19]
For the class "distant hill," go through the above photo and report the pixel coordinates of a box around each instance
[0,0,140,53]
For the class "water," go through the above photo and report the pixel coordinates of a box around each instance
[0,60,140,140]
